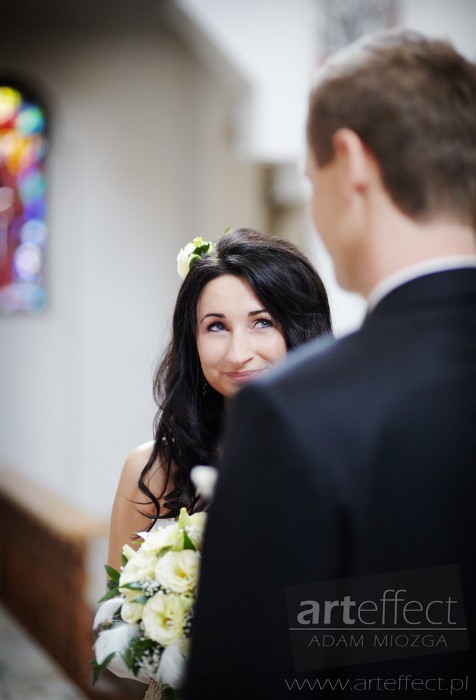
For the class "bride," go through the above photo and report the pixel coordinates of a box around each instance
[102,227,332,694]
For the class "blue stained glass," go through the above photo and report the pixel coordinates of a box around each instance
[18,169,46,204]
[16,105,45,136]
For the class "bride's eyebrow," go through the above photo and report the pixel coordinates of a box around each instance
[199,308,269,324]
[199,312,225,324]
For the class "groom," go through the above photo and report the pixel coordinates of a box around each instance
[185,31,476,697]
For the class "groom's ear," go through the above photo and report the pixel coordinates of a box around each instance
[331,128,373,197]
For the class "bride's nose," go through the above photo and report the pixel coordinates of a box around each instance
[225,330,254,365]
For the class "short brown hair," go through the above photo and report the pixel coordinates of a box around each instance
[307,30,476,227]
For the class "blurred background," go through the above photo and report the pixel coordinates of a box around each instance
[1,1,475,697]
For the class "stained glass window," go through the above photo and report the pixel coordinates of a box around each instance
[0,82,48,313]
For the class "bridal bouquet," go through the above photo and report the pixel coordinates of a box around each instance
[92,508,207,696]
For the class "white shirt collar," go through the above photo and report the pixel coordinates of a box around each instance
[367,256,476,312]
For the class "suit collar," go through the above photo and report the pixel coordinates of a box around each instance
[365,267,476,321]
[367,256,476,312]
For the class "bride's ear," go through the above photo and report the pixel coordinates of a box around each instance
[331,128,372,196]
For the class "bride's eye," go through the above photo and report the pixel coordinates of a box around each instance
[207,321,227,332]
[254,317,274,329]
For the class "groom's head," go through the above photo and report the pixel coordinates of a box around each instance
[305,30,476,293]
[307,30,476,229]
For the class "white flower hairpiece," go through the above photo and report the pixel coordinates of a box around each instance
[176,236,215,280]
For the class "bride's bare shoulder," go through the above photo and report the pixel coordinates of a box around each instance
[123,441,155,473]
[119,441,170,498]
[116,441,155,493]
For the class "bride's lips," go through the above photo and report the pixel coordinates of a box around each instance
[225,370,264,383]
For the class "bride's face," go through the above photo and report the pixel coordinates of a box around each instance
[196,274,287,398]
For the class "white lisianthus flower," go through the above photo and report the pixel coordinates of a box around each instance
[155,550,199,594]
[119,550,155,589]
[121,600,144,624]
[139,522,180,554]
[142,592,192,646]
[189,510,207,528]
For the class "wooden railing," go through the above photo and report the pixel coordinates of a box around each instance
[0,468,144,699]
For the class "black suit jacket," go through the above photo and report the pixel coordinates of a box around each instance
[185,268,476,698]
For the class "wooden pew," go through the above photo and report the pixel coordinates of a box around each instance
[0,468,144,699]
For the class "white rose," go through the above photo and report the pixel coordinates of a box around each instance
[121,600,144,624]
[142,592,192,646]
[155,550,199,594]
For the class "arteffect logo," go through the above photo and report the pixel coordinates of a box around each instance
[286,565,468,671]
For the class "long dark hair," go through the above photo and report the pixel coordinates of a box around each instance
[138,228,332,523]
